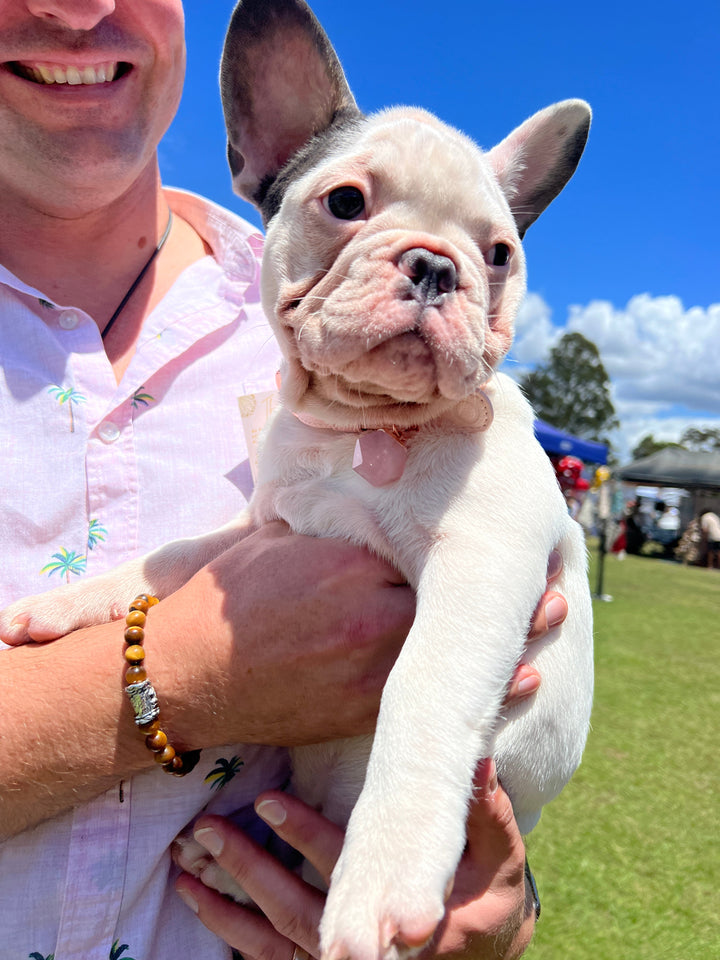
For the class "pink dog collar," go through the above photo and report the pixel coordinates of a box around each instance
[294,390,494,488]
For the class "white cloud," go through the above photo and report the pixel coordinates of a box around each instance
[504,292,720,462]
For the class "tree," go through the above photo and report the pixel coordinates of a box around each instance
[631,434,683,460]
[631,428,720,460]
[520,332,618,443]
[679,427,720,452]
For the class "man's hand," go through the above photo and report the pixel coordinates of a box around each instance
[158,529,565,752]
[175,761,536,960]
[172,575,566,959]
[156,521,417,749]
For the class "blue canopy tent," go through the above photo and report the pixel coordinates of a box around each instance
[532,421,610,598]
[533,420,608,465]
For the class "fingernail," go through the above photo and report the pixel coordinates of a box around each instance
[546,596,566,627]
[477,758,498,797]
[194,827,224,858]
[547,550,562,581]
[516,672,540,696]
[177,887,199,914]
[255,798,287,827]
[486,760,498,796]
[485,760,498,797]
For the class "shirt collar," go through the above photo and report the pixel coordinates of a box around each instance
[163,186,263,286]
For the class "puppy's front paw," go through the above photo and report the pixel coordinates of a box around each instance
[0,571,146,643]
[319,800,462,960]
[321,846,444,960]
[172,833,251,903]
[0,591,106,644]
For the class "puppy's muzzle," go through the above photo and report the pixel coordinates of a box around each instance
[398,247,458,308]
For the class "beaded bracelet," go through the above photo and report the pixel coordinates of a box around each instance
[123,594,199,776]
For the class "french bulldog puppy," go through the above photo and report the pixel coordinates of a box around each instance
[0,2,594,958]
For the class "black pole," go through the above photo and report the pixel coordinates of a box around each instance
[594,517,613,601]
[596,519,606,596]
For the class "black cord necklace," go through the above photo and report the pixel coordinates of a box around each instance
[101,210,174,341]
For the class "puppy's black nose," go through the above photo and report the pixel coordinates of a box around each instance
[398,248,458,306]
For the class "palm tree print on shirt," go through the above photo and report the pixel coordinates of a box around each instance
[130,387,154,409]
[40,548,86,583]
[29,940,136,960]
[108,940,137,960]
[48,384,87,433]
[87,519,108,551]
[29,938,136,959]
[205,756,244,791]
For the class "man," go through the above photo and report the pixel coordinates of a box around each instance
[0,2,566,958]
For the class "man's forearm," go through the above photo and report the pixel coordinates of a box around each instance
[0,619,155,838]
[0,528,413,838]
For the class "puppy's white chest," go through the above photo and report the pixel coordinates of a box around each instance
[250,414,482,580]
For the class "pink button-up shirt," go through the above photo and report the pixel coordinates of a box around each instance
[0,189,289,960]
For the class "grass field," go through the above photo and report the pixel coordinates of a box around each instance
[526,545,720,960]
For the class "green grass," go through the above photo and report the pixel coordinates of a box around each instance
[526,546,720,960]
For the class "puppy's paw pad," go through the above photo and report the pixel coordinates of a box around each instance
[384,914,438,951]
[0,607,65,643]
[0,611,31,644]
[322,941,351,960]
[322,890,442,960]
[172,835,251,903]
[171,837,211,876]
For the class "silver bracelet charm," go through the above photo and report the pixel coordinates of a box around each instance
[125,679,160,727]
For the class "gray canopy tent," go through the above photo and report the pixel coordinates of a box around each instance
[616,448,720,492]
[593,448,720,594]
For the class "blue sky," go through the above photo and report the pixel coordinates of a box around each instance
[160,0,720,460]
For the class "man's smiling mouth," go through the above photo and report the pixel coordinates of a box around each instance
[8,61,131,85]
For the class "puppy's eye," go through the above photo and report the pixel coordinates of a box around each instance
[485,243,511,267]
[323,186,366,221]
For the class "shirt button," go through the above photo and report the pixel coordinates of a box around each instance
[58,310,80,330]
[98,421,121,444]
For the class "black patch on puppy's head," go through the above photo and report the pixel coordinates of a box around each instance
[257,108,365,225]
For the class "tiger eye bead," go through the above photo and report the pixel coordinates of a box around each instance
[124,644,145,664]
[153,744,176,765]
[124,595,188,774]
[125,664,147,684]
[146,729,168,752]
[138,717,161,734]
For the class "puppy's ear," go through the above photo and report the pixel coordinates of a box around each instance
[487,100,591,238]
[220,0,360,211]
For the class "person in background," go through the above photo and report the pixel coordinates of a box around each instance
[699,510,720,568]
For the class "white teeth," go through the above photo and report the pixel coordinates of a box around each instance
[21,61,120,85]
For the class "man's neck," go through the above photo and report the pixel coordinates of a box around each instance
[0,163,170,317]
[0,164,212,382]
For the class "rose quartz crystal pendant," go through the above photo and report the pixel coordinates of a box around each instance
[353,429,409,487]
